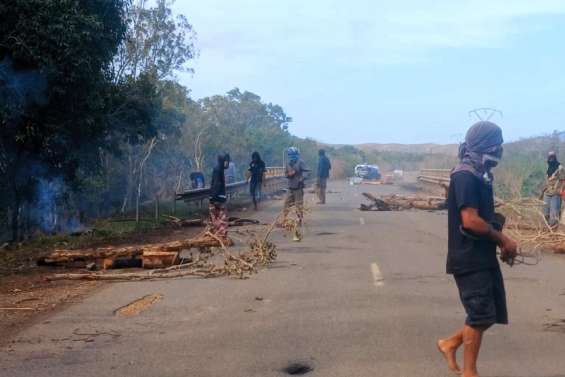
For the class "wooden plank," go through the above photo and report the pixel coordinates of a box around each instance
[142,251,179,269]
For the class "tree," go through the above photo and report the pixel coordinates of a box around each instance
[178,89,296,181]
[111,0,197,81]
[106,0,197,215]
[0,0,129,240]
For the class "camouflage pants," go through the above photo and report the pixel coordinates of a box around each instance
[209,202,228,238]
[284,188,304,224]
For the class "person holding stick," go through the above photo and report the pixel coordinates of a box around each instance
[437,121,518,377]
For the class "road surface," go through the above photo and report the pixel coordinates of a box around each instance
[2,181,565,377]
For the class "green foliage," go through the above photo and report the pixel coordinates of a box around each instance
[112,0,197,80]
[494,134,562,199]
[180,88,294,180]
[0,0,130,240]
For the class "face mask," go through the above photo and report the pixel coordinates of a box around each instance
[482,154,500,170]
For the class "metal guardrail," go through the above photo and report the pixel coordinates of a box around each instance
[176,167,287,204]
[265,167,285,178]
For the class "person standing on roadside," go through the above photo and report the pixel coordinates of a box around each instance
[437,121,518,377]
[248,151,266,210]
[316,149,331,204]
[283,147,307,241]
[542,151,565,227]
[209,154,230,238]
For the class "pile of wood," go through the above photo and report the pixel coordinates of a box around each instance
[47,233,277,281]
[360,193,447,211]
[498,198,565,256]
[43,211,283,281]
[38,232,233,270]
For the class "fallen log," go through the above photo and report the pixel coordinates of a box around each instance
[46,269,220,281]
[360,193,446,211]
[38,247,143,266]
[38,233,232,269]
[142,251,179,269]
[162,215,204,228]
[360,193,392,211]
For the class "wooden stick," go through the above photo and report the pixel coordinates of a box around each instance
[0,307,35,311]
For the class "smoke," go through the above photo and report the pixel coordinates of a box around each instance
[0,57,47,119]
[32,177,85,235]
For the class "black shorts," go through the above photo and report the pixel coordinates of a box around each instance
[454,267,508,326]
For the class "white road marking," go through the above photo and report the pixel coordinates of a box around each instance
[371,262,384,287]
[360,217,365,225]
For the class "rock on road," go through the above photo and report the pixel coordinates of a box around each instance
[2,181,565,377]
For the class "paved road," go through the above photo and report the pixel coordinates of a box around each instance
[2,181,565,377]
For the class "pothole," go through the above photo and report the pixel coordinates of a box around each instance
[282,362,314,375]
[114,293,163,317]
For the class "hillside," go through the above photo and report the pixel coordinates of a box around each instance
[357,143,459,156]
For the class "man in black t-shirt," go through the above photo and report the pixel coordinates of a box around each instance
[437,122,518,377]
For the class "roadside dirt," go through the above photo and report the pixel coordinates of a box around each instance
[0,270,101,346]
[0,224,204,345]
[0,199,266,345]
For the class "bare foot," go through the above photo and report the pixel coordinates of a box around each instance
[437,339,462,375]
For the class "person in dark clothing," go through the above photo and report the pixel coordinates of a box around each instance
[547,151,560,177]
[542,151,565,226]
[248,151,266,210]
[316,149,331,204]
[209,154,230,238]
[437,121,518,377]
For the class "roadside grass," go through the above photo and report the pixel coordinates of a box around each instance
[0,194,258,275]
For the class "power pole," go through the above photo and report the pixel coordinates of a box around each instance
[468,108,503,122]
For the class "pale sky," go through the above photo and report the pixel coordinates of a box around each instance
[173,0,565,144]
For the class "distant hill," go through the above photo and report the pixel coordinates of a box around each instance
[356,143,459,156]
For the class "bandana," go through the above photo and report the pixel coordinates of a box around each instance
[452,121,504,184]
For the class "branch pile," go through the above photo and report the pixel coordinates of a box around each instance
[498,198,565,255]
[360,193,447,211]
[45,210,282,281]
[47,232,277,281]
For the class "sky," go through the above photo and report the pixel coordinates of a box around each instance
[173,0,565,145]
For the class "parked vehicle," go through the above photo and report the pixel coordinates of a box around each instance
[354,164,381,180]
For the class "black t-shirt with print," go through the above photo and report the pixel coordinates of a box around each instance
[447,171,499,275]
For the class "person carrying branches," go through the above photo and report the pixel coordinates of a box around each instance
[541,151,565,228]
[283,147,308,241]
